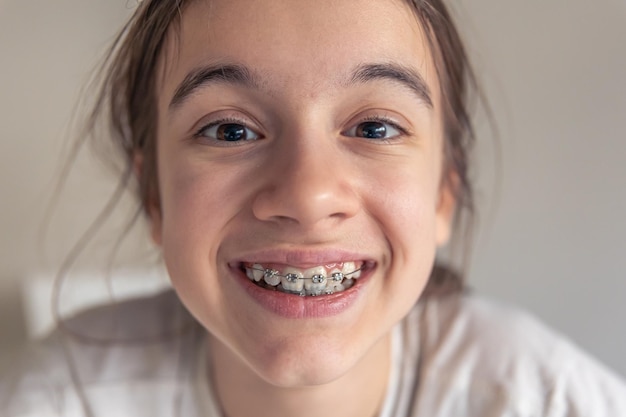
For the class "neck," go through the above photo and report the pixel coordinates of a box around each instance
[207,332,392,417]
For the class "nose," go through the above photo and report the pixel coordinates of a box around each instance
[251,135,360,229]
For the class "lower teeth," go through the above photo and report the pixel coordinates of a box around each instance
[258,280,354,296]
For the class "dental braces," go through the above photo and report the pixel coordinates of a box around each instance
[250,265,364,283]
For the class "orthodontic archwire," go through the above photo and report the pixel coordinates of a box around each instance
[250,265,364,284]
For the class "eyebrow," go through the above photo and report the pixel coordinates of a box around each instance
[168,61,433,111]
[348,63,433,108]
[169,63,258,110]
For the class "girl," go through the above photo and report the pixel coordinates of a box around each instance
[2,0,625,416]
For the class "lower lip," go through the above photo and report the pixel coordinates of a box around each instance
[231,266,370,319]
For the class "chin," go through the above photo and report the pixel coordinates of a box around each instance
[249,345,359,388]
[208,324,364,389]
[236,321,389,389]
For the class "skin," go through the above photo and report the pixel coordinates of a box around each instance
[149,0,455,415]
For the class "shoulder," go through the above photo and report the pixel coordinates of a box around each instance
[409,293,626,416]
[0,290,200,417]
[60,288,191,340]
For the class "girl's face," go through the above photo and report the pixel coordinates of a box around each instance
[152,0,454,386]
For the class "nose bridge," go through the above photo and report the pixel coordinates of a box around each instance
[251,127,359,227]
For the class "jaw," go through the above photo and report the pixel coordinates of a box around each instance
[205,260,408,388]
[207,304,394,388]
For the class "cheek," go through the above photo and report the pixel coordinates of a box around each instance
[156,154,245,286]
[362,156,441,295]
[159,153,245,238]
[162,174,216,246]
[364,157,440,240]
[155,156,253,337]
[384,180,438,274]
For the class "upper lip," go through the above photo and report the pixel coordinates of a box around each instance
[229,247,374,268]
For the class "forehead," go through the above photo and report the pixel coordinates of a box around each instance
[158,0,439,109]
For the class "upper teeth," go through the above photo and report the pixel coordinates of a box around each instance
[244,262,364,296]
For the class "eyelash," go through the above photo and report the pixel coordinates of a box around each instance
[191,114,409,144]
[345,115,409,141]
[193,116,262,144]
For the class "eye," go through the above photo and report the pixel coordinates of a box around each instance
[343,118,404,140]
[196,120,261,142]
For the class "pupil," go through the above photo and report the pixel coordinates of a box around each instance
[219,124,246,141]
[358,122,386,139]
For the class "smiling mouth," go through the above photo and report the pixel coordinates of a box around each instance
[240,261,367,296]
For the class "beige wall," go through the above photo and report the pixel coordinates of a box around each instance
[0,0,139,358]
[456,0,626,377]
[1,1,625,376]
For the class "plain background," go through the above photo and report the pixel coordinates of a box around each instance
[0,0,625,377]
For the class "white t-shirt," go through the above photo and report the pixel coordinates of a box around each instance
[2,290,625,417]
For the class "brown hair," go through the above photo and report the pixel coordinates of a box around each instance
[88,0,479,296]
[63,1,481,414]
